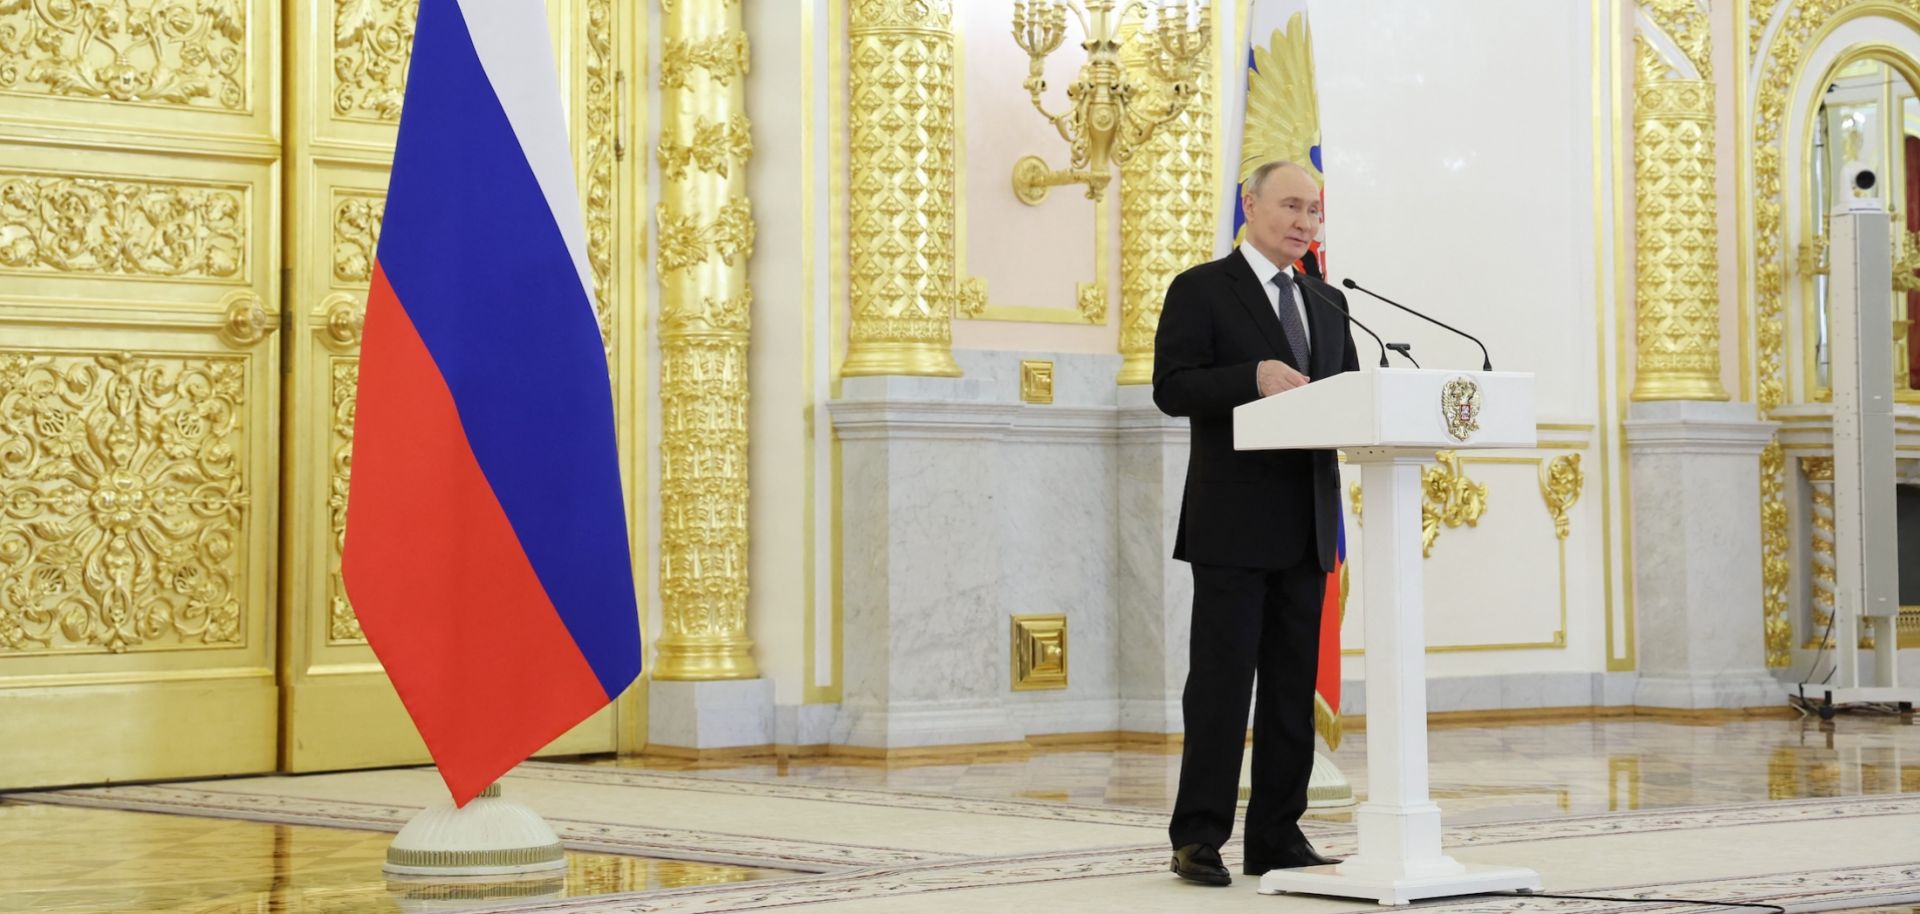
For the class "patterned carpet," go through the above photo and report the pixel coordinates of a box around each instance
[17,756,1920,913]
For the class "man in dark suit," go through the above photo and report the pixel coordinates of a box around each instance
[1154,160,1357,886]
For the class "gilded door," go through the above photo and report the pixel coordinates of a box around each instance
[0,0,640,788]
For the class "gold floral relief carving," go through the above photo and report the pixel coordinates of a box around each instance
[656,198,754,274]
[0,352,249,654]
[0,173,245,280]
[0,0,246,110]
[1802,456,1835,648]
[331,193,383,287]
[333,0,417,122]
[1420,450,1486,559]
[1760,440,1791,666]
[1538,454,1584,540]
[582,0,615,355]
[657,113,753,181]
[660,30,748,90]
[1642,0,1711,78]
[326,359,362,643]
[1075,280,1107,325]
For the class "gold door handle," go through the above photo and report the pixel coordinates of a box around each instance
[321,293,365,351]
[218,292,279,348]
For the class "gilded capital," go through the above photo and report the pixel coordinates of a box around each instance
[842,0,962,377]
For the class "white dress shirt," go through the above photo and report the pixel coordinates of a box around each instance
[1238,243,1311,350]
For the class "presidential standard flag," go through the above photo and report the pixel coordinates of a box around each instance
[1225,0,1347,749]
[342,0,640,807]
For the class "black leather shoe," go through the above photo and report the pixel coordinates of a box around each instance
[1170,843,1232,885]
[1243,840,1341,875]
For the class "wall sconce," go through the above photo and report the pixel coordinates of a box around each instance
[1010,0,1209,205]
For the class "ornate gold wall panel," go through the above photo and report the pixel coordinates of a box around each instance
[1117,12,1214,386]
[0,0,278,781]
[0,0,249,111]
[841,0,961,378]
[1632,11,1727,402]
[0,0,639,788]
[0,351,250,654]
[1746,1,1920,667]
[0,171,248,281]
[653,0,756,681]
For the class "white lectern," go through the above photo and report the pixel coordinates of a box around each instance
[1237,368,1544,905]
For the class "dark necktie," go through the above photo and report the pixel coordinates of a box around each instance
[1271,273,1310,368]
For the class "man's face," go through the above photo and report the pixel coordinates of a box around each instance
[1242,165,1323,265]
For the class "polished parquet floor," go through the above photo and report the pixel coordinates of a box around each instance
[2,711,1916,913]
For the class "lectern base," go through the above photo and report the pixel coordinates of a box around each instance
[1257,861,1541,906]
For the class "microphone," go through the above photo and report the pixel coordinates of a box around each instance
[1296,277,1391,368]
[1340,278,1493,371]
[1386,342,1420,368]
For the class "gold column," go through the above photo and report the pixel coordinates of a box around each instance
[1801,457,1837,649]
[842,0,961,377]
[1116,14,1214,386]
[654,0,757,680]
[1631,11,1728,401]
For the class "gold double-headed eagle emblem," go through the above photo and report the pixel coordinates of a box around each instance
[1441,377,1482,442]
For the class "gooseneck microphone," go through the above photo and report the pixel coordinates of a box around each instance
[1340,278,1493,371]
[1296,277,1392,368]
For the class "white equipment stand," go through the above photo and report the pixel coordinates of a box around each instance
[1235,368,1544,905]
[1818,204,1920,712]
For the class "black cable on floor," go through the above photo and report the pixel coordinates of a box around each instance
[1496,891,1785,913]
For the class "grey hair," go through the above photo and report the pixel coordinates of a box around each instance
[1243,160,1313,199]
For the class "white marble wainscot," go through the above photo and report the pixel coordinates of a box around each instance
[1115,385,1192,735]
[1337,671,1640,716]
[650,679,776,750]
[1623,401,1783,709]
[827,353,1126,747]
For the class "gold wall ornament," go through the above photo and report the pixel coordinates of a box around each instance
[332,0,416,121]
[654,0,756,680]
[1802,456,1836,649]
[331,193,384,286]
[1538,453,1585,541]
[0,352,248,654]
[1116,4,1213,384]
[1420,450,1487,559]
[660,30,749,90]
[1008,0,1209,204]
[1760,440,1792,666]
[1631,15,1728,401]
[0,173,246,280]
[1010,614,1068,690]
[582,0,620,356]
[1020,359,1054,404]
[1349,481,1362,527]
[1440,376,1482,442]
[0,0,246,109]
[842,0,961,377]
[957,276,989,318]
[1074,280,1107,324]
[328,359,363,644]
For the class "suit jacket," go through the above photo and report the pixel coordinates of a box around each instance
[1152,250,1360,572]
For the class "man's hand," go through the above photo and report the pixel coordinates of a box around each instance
[1257,360,1309,397]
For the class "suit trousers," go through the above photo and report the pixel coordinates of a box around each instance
[1168,557,1326,857]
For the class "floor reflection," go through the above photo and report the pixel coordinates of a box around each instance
[602,712,1920,826]
[0,802,793,914]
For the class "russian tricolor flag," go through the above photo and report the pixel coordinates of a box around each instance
[342,0,640,806]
